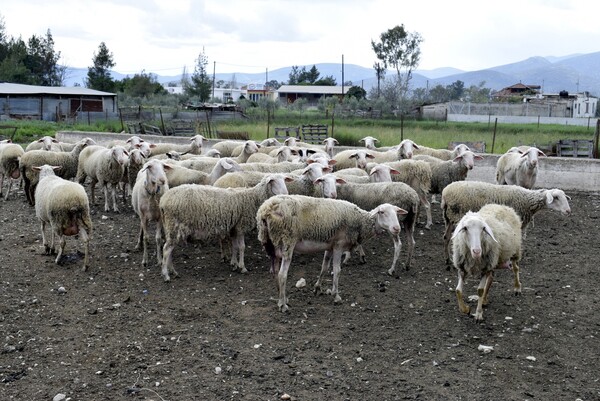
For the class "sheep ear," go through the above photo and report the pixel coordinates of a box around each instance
[412,141,420,149]
[450,221,465,240]
[452,155,463,162]
[474,154,484,160]
[349,153,358,160]
[336,177,347,185]
[482,222,498,243]
[538,150,547,157]
[366,153,376,160]
[52,165,62,172]
[334,138,339,144]
[359,138,365,143]
[328,159,337,166]
[545,191,554,204]
[395,206,408,216]
[284,175,295,183]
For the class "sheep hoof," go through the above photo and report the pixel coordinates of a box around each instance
[514,290,522,296]
[424,224,432,230]
[387,268,395,276]
[239,267,248,274]
[333,294,342,303]
[163,275,170,282]
[359,256,367,264]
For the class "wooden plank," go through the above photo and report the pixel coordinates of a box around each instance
[216,131,249,140]
[274,126,300,141]
[557,139,593,158]
[301,124,328,144]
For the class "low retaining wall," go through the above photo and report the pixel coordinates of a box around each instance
[56,131,600,193]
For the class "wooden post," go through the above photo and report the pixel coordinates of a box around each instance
[267,108,271,138]
[400,114,404,141]
[593,119,600,158]
[119,108,124,132]
[205,110,212,138]
[331,110,335,138]
[159,108,166,135]
[491,117,498,154]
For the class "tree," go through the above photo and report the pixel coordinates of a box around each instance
[372,25,423,112]
[266,79,281,90]
[314,75,337,86]
[373,61,386,98]
[119,71,167,98]
[185,48,212,102]
[447,80,465,101]
[25,30,63,86]
[346,85,366,100]
[87,42,116,92]
[464,81,492,103]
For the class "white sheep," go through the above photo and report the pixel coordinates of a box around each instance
[368,160,434,229]
[159,174,293,281]
[131,159,170,267]
[106,135,145,150]
[246,146,296,164]
[147,135,206,157]
[314,174,420,274]
[20,138,95,205]
[77,145,129,212]
[233,140,260,163]
[25,136,61,151]
[452,204,522,322]
[322,137,339,157]
[414,150,483,202]
[240,161,306,173]
[33,165,92,271]
[496,146,546,189]
[0,142,24,200]
[126,148,147,196]
[211,140,245,157]
[332,139,419,171]
[204,148,221,158]
[163,157,241,187]
[441,181,572,265]
[256,194,406,312]
[359,136,379,150]
[413,143,471,160]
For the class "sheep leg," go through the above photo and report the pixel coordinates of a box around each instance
[314,250,333,296]
[232,233,248,273]
[5,177,14,201]
[455,270,470,315]
[387,233,402,277]
[403,223,416,270]
[155,220,163,267]
[161,237,178,282]
[443,223,454,268]
[278,253,293,312]
[89,178,98,205]
[111,183,119,212]
[137,217,149,267]
[80,226,90,272]
[512,259,522,295]
[0,174,4,198]
[475,272,493,322]
[342,251,351,264]
[357,244,366,264]
[40,221,52,255]
[326,249,344,304]
[55,235,66,265]
[430,194,439,204]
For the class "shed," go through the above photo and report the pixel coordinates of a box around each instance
[276,85,349,105]
[0,83,117,121]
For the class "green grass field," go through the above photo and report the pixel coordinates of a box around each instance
[3,113,598,155]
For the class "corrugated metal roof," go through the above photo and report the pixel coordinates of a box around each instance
[0,83,116,96]
[277,85,348,95]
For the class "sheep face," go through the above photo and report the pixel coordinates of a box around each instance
[314,173,346,199]
[370,203,406,236]
[452,212,498,260]
[111,146,130,166]
[397,139,419,159]
[544,189,571,216]
[141,160,169,195]
[521,147,546,169]
[349,150,375,169]
[453,150,484,171]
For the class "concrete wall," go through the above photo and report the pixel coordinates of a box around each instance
[448,113,599,127]
[57,131,600,193]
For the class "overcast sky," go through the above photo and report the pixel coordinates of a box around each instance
[2,0,600,77]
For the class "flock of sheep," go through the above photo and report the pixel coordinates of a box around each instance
[0,132,573,321]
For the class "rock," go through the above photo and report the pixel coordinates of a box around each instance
[215,366,222,374]
[281,394,291,400]
[477,344,494,353]
[295,278,306,288]
[57,286,67,294]
[53,394,67,401]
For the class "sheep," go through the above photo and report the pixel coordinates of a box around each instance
[106,135,145,150]
[496,146,546,189]
[131,159,170,267]
[25,136,61,151]
[77,145,129,212]
[246,146,296,164]
[0,142,24,200]
[451,204,523,322]
[210,140,245,157]
[359,136,379,150]
[163,157,242,187]
[33,165,92,271]
[125,148,147,196]
[204,148,221,158]
[368,160,434,229]
[240,161,306,173]
[414,150,483,202]
[147,135,206,157]
[441,181,572,266]
[332,139,419,171]
[256,194,406,312]
[159,174,293,281]
[232,140,260,163]
[20,138,95,205]
[323,137,339,157]
[413,143,471,161]
[314,174,420,274]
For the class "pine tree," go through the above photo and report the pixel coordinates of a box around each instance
[87,42,116,92]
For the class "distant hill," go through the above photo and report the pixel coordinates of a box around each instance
[63,51,600,96]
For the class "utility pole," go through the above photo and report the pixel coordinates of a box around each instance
[212,61,216,100]
[341,54,345,99]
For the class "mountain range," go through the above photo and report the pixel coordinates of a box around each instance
[64,51,600,97]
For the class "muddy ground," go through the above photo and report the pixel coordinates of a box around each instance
[1,186,599,401]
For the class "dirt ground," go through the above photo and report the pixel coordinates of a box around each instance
[1,185,599,401]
